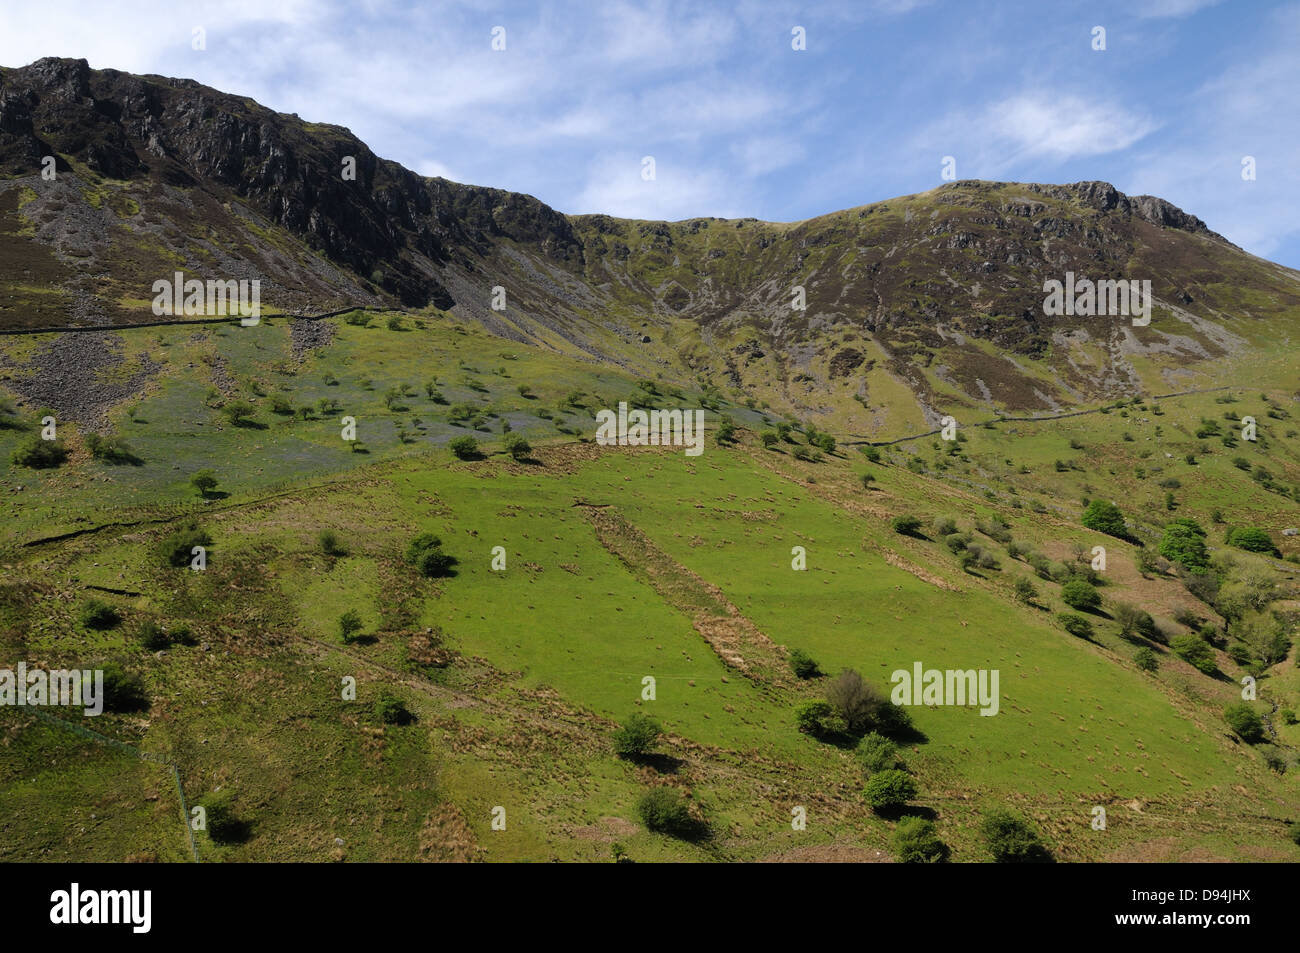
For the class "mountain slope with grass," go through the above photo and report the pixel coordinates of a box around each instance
[1,60,1299,864]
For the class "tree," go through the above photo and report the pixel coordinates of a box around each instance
[1223,703,1265,743]
[856,732,901,774]
[1134,647,1159,672]
[716,415,737,444]
[448,435,479,460]
[79,599,121,630]
[980,809,1050,863]
[637,787,704,839]
[1081,499,1128,539]
[1159,518,1209,572]
[1060,579,1101,612]
[1057,613,1094,639]
[613,714,661,758]
[788,648,821,679]
[892,515,923,536]
[405,532,457,578]
[1225,527,1281,558]
[892,817,948,863]
[760,430,779,449]
[221,400,256,426]
[1113,602,1156,640]
[374,691,414,725]
[191,469,218,498]
[1171,633,1217,675]
[99,663,149,713]
[338,609,363,644]
[1013,577,1038,604]
[318,529,346,556]
[795,700,841,738]
[824,668,883,735]
[503,433,532,461]
[863,769,917,813]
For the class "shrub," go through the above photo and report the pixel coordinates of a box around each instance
[385,315,402,331]
[191,469,218,498]
[1081,500,1127,539]
[825,668,883,735]
[503,434,532,461]
[856,732,901,774]
[1013,577,1038,604]
[1060,579,1101,612]
[1113,602,1156,640]
[637,787,704,839]
[99,663,149,713]
[317,529,346,556]
[787,648,821,679]
[716,416,738,444]
[1160,519,1209,572]
[158,521,212,568]
[84,432,135,463]
[980,809,1050,863]
[79,599,121,630]
[405,532,457,578]
[860,446,881,463]
[795,700,841,738]
[1281,709,1298,726]
[11,436,67,468]
[760,430,779,448]
[892,817,948,863]
[1171,634,1217,675]
[863,769,917,813]
[338,609,363,644]
[1057,613,1094,639]
[859,472,875,489]
[374,691,414,725]
[891,515,923,536]
[1223,703,1265,743]
[1225,527,1281,557]
[221,401,256,426]
[448,435,479,459]
[1134,647,1159,672]
[933,517,958,537]
[613,714,661,758]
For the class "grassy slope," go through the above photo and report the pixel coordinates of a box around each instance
[1,310,1297,862]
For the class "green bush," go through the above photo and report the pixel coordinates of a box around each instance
[1060,579,1101,612]
[855,732,901,774]
[1281,709,1298,726]
[374,691,414,725]
[158,521,212,568]
[11,436,67,469]
[1159,518,1209,572]
[338,609,363,644]
[1225,527,1281,557]
[1057,613,1094,639]
[1223,703,1265,743]
[448,435,479,459]
[405,532,457,578]
[317,529,346,556]
[1081,499,1127,539]
[1113,602,1156,640]
[137,621,172,651]
[191,469,219,497]
[1013,577,1037,604]
[637,787,704,839]
[503,433,532,461]
[794,700,840,738]
[787,648,821,679]
[891,515,923,536]
[979,809,1050,863]
[612,714,661,758]
[79,599,121,630]
[1134,647,1159,673]
[863,769,917,813]
[892,816,948,863]
[760,430,779,448]
[197,791,250,844]
[1171,633,1217,675]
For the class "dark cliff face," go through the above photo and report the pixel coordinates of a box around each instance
[0,57,587,309]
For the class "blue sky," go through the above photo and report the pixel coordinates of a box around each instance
[3,0,1299,267]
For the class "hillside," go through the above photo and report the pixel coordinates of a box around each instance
[1,59,1299,864]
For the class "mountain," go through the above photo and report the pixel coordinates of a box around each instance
[3,57,1298,438]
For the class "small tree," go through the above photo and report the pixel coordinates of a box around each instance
[1171,633,1217,675]
[1013,577,1037,604]
[1134,647,1159,672]
[99,663,149,713]
[158,521,212,568]
[863,769,917,813]
[318,529,346,556]
[856,732,901,774]
[191,469,219,498]
[980,809,1050,863]
[504,434,532,462]
[11,436,68,468]
[891,515,923,537]
[892,817,948,863]
[1060,579,1101,612]
[1223,703,1265,743]
[612,714,661,758]
[375,690,414,725]
[637,787,704,839]
[760,430,779,449]
[221,401,256,426]
[406,532,457,578]
[338,609,363,644]
[795,700,840,738]
[1057,612,1094,639]
[448,435,479,460]
[1081,499,1128,539]
[79,599,121,630]
[825,668,883,735]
